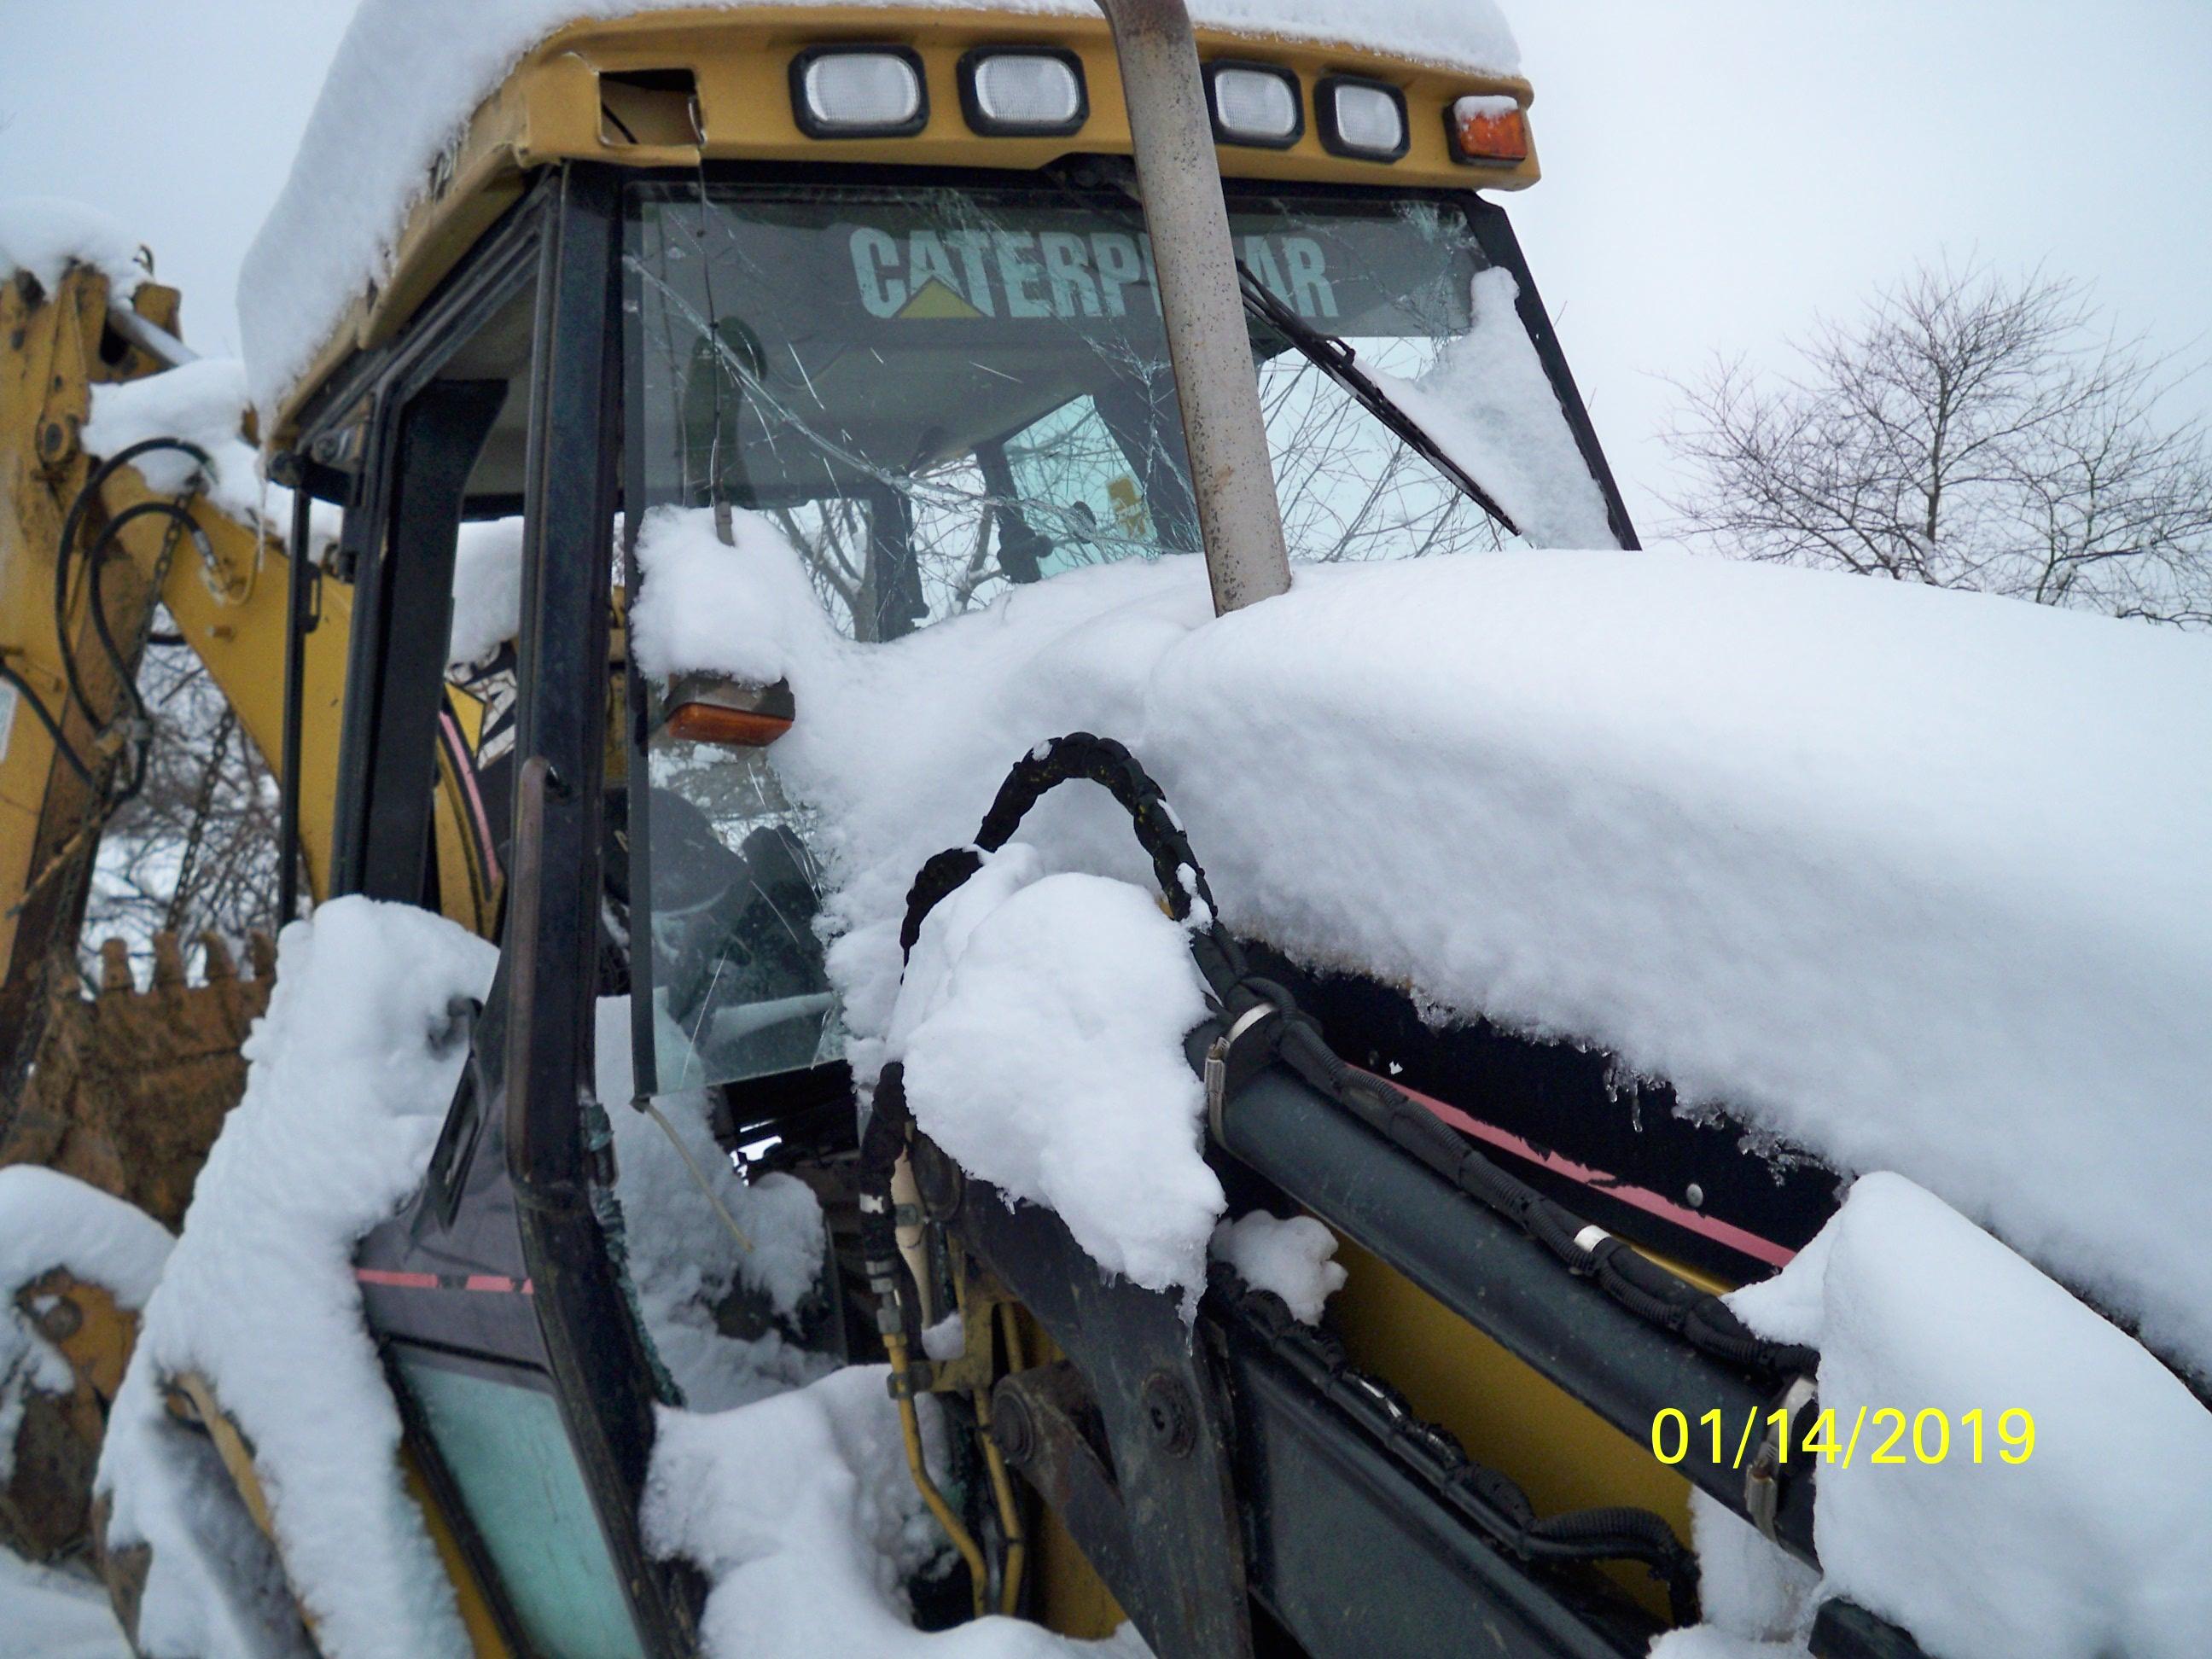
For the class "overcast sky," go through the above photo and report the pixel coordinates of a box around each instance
[4,0,2206,533]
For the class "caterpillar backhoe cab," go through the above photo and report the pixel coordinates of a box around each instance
[8,2,2155,1656]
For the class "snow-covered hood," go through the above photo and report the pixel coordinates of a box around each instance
[634,509,2212,1379]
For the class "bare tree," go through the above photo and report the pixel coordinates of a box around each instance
[84,622,285,975]
[1664,262,2212,626]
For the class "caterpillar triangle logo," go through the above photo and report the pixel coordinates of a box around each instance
[897,277,984,320]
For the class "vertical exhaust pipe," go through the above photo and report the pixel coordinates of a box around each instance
[1092,0,1292,614]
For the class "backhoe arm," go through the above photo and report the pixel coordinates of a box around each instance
[1,256,352,1083]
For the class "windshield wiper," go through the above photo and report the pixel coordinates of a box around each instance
[1236,263,1521,538]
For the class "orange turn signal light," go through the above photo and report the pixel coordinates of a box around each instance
[659,674,795,748]
[1447,95,1528,166]
[664,702,792,747]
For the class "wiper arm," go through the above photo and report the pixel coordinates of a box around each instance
[1236,263,1521,538]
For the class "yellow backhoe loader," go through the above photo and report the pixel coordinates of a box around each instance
[1,3,1966,1655]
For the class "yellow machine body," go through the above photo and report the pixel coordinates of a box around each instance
[0,8,1717,1651]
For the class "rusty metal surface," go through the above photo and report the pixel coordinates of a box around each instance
[1,1272,139,1563]
[0,930,271,1231]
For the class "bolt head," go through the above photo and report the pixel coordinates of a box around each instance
[1141,1371,1196,1458]
[991,1387,1034,1465]
[33,1296,83,1344]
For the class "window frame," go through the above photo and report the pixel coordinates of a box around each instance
[321,164,701,1658]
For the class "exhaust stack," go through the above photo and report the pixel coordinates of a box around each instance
[1091,0,1293,614]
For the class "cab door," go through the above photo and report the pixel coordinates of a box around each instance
[319,164,696,1659]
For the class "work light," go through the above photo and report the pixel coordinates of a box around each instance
[790,47,928,138]
[1204,62,1302,148]
[960,49,1088,136]
[1316,76,1408,160]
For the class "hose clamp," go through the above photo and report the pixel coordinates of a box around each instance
[1205,1000,1278,1143]
[1745,1373,1818,1544]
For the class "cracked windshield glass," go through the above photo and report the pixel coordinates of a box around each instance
[624,180,1568,1092]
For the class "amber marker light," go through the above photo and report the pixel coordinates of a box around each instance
[661,676,795,747]
[1447,93,1528,166]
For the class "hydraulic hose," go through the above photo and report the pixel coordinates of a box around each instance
[50,437,210,729]
[894,732,1813,1384]
[887,731,1800,1594]
[1217,1269,1701,1623]
[0,661,95,786]
[860,1066,991,1616]
[82,501,214,807]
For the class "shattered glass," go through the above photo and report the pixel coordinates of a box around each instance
[621,180,1577,1091]
[627,182,1545,641]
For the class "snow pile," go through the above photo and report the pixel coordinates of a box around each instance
[237,0,1519,417]
[1649,1491,1820,1659]
[1697,1174,2212,1659]
[1373,268,1616,547]
[0,198,143,300]
[643,1367,1150,1658]
[0,1548,133,1659]
[627,506,2212,1382]
[1209,1212,1346,1324]
[888,845,1223,1298]
[593,999,834,1412]
[629,504,826,687]
[98,899,498,1659]
[81,358,341,559]
[446,518,526,669]
[0,1169,173,1482]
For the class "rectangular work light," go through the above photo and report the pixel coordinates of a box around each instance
[960,48,1088,136]
[1316,76,1408,160]
[1204,61,1302,148]
[1447,93,1528,165]
[790,46,928,138]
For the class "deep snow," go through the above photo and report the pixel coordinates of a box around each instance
[97,899,492,1659]
[0,1169,173,1484]
[628,506,2212,1388]
[643,1367,1152,1657]
[85,900,851,1658]
[1714,1174,2212,1659]
[888,847,1224,1298]
[0,1549,133,1659]
[81,357,341,560]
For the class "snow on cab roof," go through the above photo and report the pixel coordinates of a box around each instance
[237,0,1520,421]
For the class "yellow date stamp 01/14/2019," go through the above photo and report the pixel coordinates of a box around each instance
[1651,1406,2036,1470]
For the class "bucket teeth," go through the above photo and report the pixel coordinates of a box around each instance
[6,930,280,1236]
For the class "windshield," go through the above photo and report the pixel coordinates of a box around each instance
[621,178,1617,1091]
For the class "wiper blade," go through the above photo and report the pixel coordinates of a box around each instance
[1237,263,1521,539]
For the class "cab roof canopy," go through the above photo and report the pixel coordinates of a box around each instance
[242,0,1532,438]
